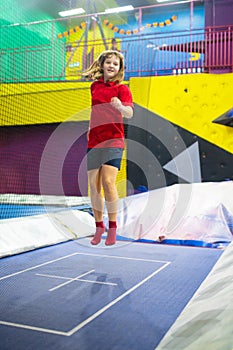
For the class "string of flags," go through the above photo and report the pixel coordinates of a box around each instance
[57,22,86,39]
[57,15,177,39]
[103,15,177,35]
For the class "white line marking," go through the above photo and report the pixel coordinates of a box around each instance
[75,278,117,286]
[0,253,79,281]
[67,261,171,336]
[74,252,171,264]
[0,259,170,336]
[36,273,117,286]
[0,252,171,282]
[0,321,68,336]
[49,270,95,292]
[36,273,75,281]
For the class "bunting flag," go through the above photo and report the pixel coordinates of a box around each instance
[57,15,177,39]
[57,22,87,39]
[103,15,177,35]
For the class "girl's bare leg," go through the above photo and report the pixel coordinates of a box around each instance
[88,168,104,221]
[88,168,105,245]
[101,164,119,245]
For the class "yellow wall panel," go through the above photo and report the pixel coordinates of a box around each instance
[1,82,92,126]
[130,77,152,110]
[116,148,127,198]
[130,73,233,154]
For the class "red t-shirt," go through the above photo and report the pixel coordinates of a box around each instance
[88,77,133,148]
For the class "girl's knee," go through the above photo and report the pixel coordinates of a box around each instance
[102,178,115,193]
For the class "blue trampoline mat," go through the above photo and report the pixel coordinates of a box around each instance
[0,240,222,350]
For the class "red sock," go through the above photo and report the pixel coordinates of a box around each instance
[105,221,117,246]
[109,221,117,229]
[96,221,105,229]
[91,221,105,245]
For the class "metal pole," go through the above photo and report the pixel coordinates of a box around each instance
[190,0,194,31]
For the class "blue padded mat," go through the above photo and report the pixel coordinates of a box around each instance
[0,240,222,350]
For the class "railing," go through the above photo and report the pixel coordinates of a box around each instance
[62,25,233,79]
[0,25,232,83]
[204,26,233,72]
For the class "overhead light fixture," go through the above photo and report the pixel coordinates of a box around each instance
[58,8,85,17]
[105,5,134,14]
[156,0,175,2]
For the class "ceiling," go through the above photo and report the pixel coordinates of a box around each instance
[12,0,187,28]
[35,0,174,19]
[55,0,158,13]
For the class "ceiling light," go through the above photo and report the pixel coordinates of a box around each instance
[105,5,134,14]
[58,8,85,17]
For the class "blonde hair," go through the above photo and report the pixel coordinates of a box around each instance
[82,50,125,83]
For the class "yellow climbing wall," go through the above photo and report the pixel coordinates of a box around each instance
[0,82,91,126]
[130,73,233,154]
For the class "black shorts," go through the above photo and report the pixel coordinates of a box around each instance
[87,148,124,171]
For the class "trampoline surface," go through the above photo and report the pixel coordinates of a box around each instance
[0,239,223,350]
